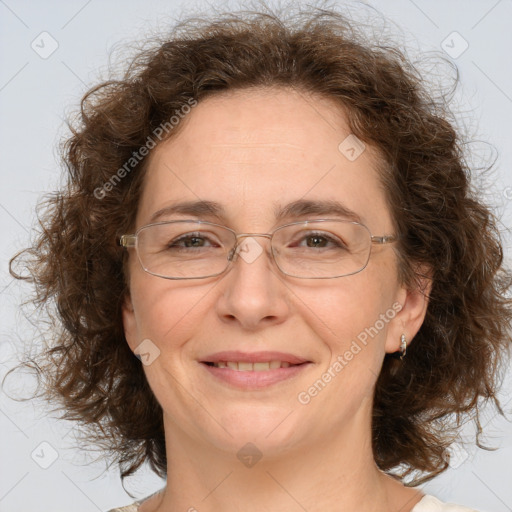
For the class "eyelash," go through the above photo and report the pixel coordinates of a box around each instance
[166,231,347,249]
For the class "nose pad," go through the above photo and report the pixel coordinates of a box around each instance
[227,237,271,268]
[227,246,238,262]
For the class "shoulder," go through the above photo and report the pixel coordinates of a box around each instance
[412,495,481,512]
[107,494,483,512]
[107,487,164,511]
[108,501,140,512]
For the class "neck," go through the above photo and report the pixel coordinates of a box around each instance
[140,406,424,512]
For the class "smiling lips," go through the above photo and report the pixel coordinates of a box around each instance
[208,360,293,370]
[200,351,312,389]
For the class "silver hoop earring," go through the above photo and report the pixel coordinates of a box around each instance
[399,334,407,361]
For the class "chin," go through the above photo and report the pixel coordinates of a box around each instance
[202,403,304,453]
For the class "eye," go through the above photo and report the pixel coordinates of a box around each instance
[304,234,330,248]
[168,232,220,249]
[294,231,347,250]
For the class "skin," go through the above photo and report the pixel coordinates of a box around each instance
[122,87,431,512]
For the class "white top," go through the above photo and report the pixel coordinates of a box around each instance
[108,494,480,511]
[412,495,479,511]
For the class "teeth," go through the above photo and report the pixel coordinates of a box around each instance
[253,362,270,371]
[211,360,295,371]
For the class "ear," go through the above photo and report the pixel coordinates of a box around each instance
[385,269,432,354]
[122,292,139,352]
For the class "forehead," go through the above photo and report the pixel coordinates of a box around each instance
[137,87,391,230]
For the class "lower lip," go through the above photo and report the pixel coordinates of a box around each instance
[200,362,311,389]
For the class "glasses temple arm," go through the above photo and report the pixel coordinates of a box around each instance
[371,235,397,244]
[119,234,137,247]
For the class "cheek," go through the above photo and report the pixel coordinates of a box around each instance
[130,273,218,347]
[295,275,397,413]
[293,267,398,393]
[299,274,392,341]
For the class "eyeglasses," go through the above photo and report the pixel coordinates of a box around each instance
[119,219,397,280]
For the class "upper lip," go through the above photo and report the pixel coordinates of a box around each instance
[201,351,310,365]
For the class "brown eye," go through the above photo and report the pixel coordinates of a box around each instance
[306,235,329,247]
[291,231,347,250]
[167,232,219,249]
[173,236,207,248]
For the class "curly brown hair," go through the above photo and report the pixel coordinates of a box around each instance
[10,3,512,485]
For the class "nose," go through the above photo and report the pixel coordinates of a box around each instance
[215,235,291,330]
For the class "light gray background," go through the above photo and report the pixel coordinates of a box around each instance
[0,1,511,511]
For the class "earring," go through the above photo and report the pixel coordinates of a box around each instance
[399,334,407,360]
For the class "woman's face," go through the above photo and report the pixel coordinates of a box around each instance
[122,87,427,457]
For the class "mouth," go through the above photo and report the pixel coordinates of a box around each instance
[199,352,312,389]
[202,360,303,370]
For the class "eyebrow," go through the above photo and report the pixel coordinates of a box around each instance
[274,199,363,224]
[148,199,363,224]
[149,200,226,223]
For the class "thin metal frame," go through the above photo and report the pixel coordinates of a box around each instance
[119,219,397,280]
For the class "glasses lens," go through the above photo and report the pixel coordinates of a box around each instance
[272,221,371,278]
[136,221,235,279]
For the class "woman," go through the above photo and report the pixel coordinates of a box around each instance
[12,4,511,512]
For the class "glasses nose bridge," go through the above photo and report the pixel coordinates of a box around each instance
[235,232,273,242]
[234,232,273,252]
[227,232,274,263]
